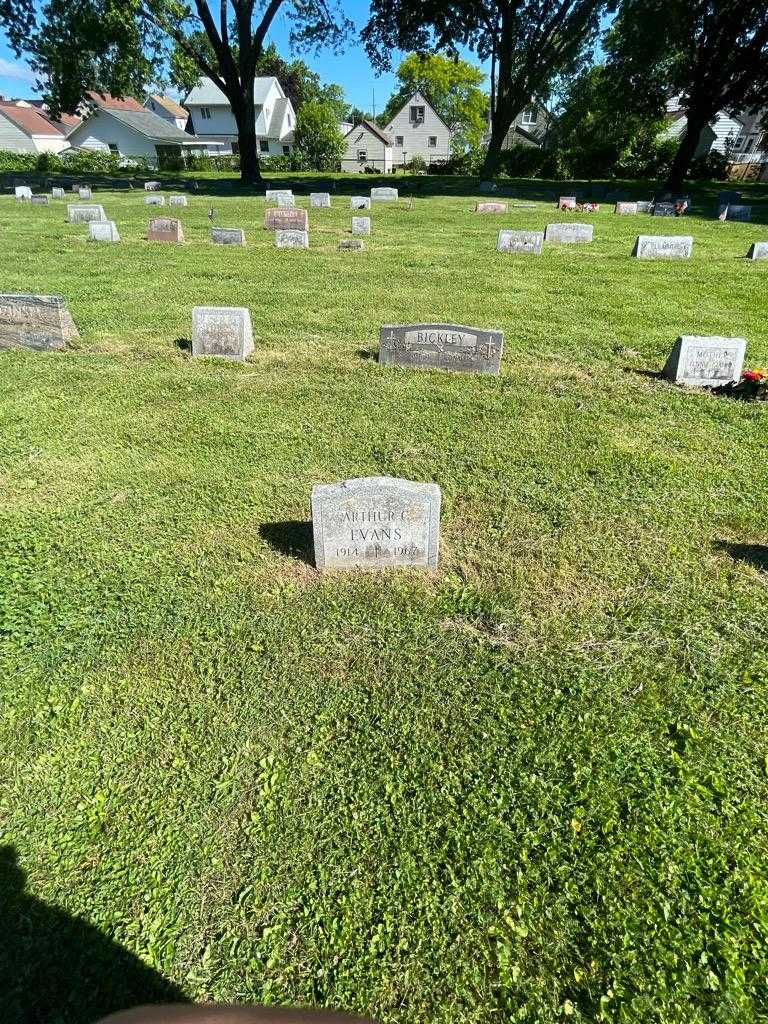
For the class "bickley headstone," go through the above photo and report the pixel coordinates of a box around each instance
[371,187,398,201]
[67,203,106,223]
[632,234,693,259]
[351,196,370,209]
[191,306,253,360]
[264,207,308,231]
[275,229,309,249]
[747,241,768,260]
[615,201,638,215]
[545,222,594,243]
[212,227,246,246]
[379,323,503,376]
[0,293,73,351]
[476,202,507,213]
[718,204,752,222]
[88,220,120,242]
[147,217,184,242]
[146,194,166,206]
[352,216,370,235]
[311,476,441,570]
[310,192,331,207]
[662,335,746,387]
[497,229,544,255]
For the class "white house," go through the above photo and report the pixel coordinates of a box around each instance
[0,102,69,153]
[383,91,451,166]
[341,120,393,173]
[144,94,189,132]
[501,103,551,149]
[661,97,743,158]
[184,77,295,156]
[730,108,767,165]
[66,91,210,165]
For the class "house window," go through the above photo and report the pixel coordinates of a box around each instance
[409,105,425,124]
[428,136,437,147]
[200,106,211,120]
[521,108,538,125]
[282,145,290,155]
[357,149,367,162]
[288,113,292,127]
[259,139,269,153]
[732,137,744,150]
[745,137,755,152]
[108,143,118,154]
[395,135,404,146]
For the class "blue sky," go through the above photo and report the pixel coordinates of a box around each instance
[0,0,490,111]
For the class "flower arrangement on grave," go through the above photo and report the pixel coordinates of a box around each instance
[713,367,768,401]
[576,202,600,213]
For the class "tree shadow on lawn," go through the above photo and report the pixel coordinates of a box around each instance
[0,844,187,1024]
[259,521,315,566]
[714,540,768,572]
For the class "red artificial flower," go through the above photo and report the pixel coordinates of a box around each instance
[742,370,764,383]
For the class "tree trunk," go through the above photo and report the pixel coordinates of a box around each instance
[665,108,710,193]
[232,89,262,186]
[481,12,517,177]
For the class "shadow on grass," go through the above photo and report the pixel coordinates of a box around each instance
[624,368,664,381]
[356,349,377,361]
[259,521,314,565]
[715,541,768,571]
[0,844,186,1024]
[174,337,192,352]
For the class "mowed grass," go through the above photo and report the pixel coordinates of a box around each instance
[1,176,768,1024]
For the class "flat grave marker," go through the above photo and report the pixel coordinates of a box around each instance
[379,323,503,376]
[67,203,107,223]
[275,228,309,249]
[31,195,50,205]
[371,187,398,201]
[147,217,184,242]
[192,306,253,360]
[352,216,370,235]
[339,239,364,250]
[476,201,507,213]
[497,229,544,255]
[264,207,308,231]
[312,476,441,571]
[0,293,73,351]
[212,227,246,246]
[88,220,120,242]
[632,234,693,259]
[663,335,746,387]
[545,222,594,243]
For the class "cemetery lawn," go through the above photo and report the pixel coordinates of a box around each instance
[3,175,768,1024]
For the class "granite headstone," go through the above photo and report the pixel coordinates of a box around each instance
[352,216,370,235]
[662,335,746,387]
[632,234,693,259]
[212,227,246,246]
[275,228,309,248]
[88,220,120,242]
[0,293,71,351]
[497,229,544,255]
[310,193,331,207]
[370,187,398,201]
[379,323,503,376]
[147,217,184,242]
[544,222,594,243]
[264,207,308,231]
[191,306,253,360]
[351,196,371,209]
[67,203,107,223]
[747,241,768,260]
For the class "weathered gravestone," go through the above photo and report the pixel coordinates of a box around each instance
[14,186,31,200]
[145,181,161,191]
[212,227,246,246]
[632,234,693,259]
[51,187,65,200]
[339,239,364,250]
[145,194,166,206]
[169,195,188,207]
[615,201,638,215]
[78,187,92,200]
[351,196,371,209]
[276,194,296,207]
[662,335,746,387]
[310,192,331,207]
[636,201,653,214]
[31,195,50,205]
[0,293,76,351]
[379,323,503,376]
[67,203,106,223]
[653,202,676,217]
[88,220,120,242]
[497,229,544,255]
[147,217,184,242]
[265,189,292,202]
[718,204,752,222]
[311,476,441,570]
[558,196,577,209]
[476,201,508,213]
[544,222,594,243]
[264,207,308,231]
[371,187,398,201]
[275,228,309,249]
[191,306,253,360]
[352,216,370,235]
[747,241,768,260]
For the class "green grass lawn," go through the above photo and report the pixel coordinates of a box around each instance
[1,175,768,1024]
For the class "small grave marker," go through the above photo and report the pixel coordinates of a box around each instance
[145,194,166,206]
[475,201,508,213]
[662,335,746,387]
[88,220,120,242]
[558,196,577,209]
[615,201,638,215]
[653,202,676,217]
[265,189,293,202]
[544,222,594,243]
[51,187,65,200]
[339,239,364,250]
[352,216,370,235]
[31,195,50,205]
[145,181,161,191]
[14,186,31,200]
[276,193,296,207]
[379,323,503,376]
[310,193,331,207]
[636,201,653,214]
[747,241,768,260]
[192,306,253,360]
[351,196,371,209]
[497,229,544,255]
[78,187,92,200]
[275,229,309,249]
[0,293,74,351]
[169,195,188,207]
[147,217,184,242]
[370,187,398,201]
[67,203,107,223]
[632,235,693,259]
[212,227,246,246]
[718,204,752,222]
[264,207,308,231]
[312,476,441,570]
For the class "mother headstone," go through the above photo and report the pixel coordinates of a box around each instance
[662,335,746,387]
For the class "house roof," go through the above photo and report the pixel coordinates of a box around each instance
[386,91,452,134]
[345,119,392,147]
[268,96,293,138]
[0,102,64,137]
[147,94,188,119]
[74,103,202,144]
[185,76,282,107]
[86,90,145,112]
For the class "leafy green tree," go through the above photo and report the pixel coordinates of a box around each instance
[293,99,345,169]
[363,0,606,176]
[606,0,768,191]
[381,52,487,151]
[0,0,351,184]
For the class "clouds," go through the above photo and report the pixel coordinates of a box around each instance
[0,58,37,85]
